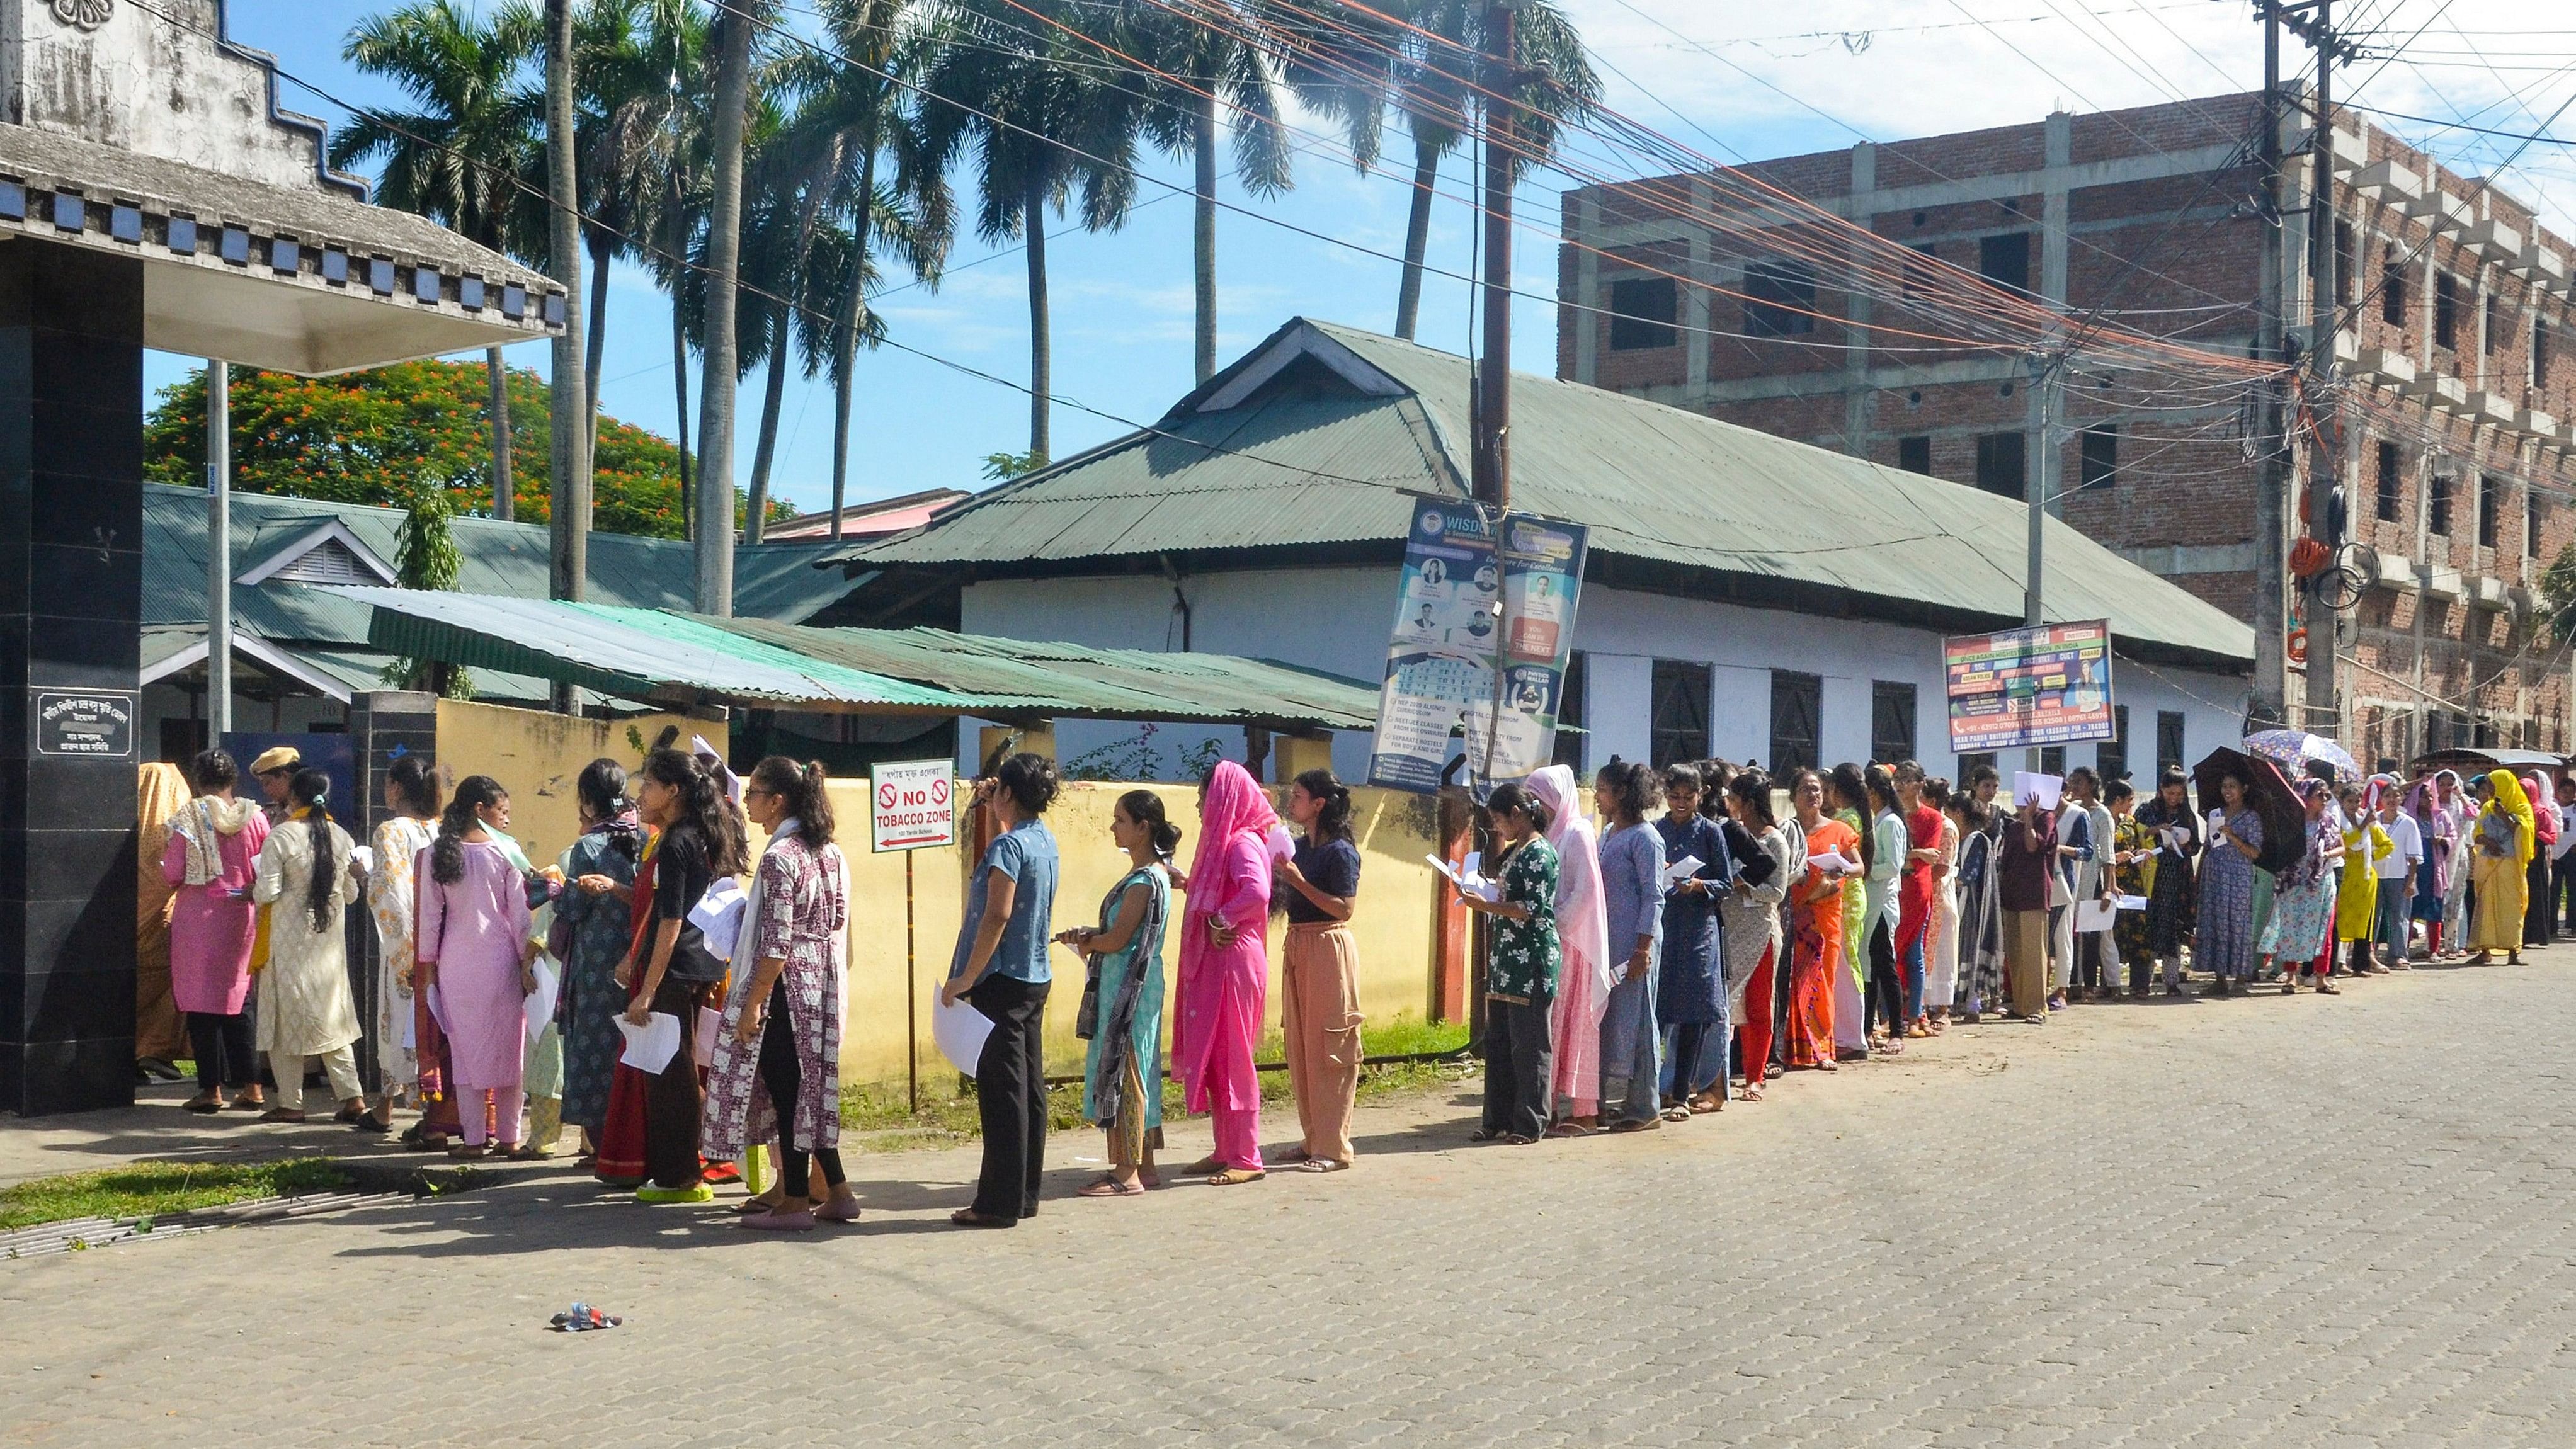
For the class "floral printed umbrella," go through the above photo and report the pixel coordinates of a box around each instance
[2242,729,2362,786]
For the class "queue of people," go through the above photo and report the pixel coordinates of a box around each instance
[1448,753,2569,1146]
[145,732,2565,1221]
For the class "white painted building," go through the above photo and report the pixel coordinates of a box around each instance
[837,319,2255,786]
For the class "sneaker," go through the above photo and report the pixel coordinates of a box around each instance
[635,1182,715,1205]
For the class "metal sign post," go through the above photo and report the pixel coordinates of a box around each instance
[873,759,958,1113]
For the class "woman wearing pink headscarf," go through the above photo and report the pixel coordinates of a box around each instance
[1174,761,1280,1185]
[1523,766,1614,1135]
[2524,773,2561,948]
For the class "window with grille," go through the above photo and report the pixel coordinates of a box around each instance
[2040,746,2066,775]
[2528,488,2542,557]
[1871,681,1916,764]
[1608,276,1678,351]
[2538,318,2554,388]
[1769,670,1821,775]
[1651,660,1713,767]
[2381,249,2407,326]
[1743,258,1817,338]
[2376,440,2402,523]
[2429,474,2453,536]
[2078,424,2118,491]
[1975,432,2026,499]
[1553,651,1587,770]
[2436,273,2458,349]
[2334,221,2356,306]
[2479,474,2500,548]
[1897,435,1931,475]
[2157,711,2185,777]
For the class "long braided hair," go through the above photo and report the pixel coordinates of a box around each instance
[431,775,508,885]
[640,748,749,876]
[288,768,341,932]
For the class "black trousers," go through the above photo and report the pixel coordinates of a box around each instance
[642,975,713,1190]
[2075,932,2111,992]
[186,1010,255,1091]
[1479,996,1553,1140]
[758,994,843,1193]
[2556,851,2576,934]
[1864,916,1903,1038]
[968,974,1050,1221]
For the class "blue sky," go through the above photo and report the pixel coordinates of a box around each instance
[152,0,2567,517]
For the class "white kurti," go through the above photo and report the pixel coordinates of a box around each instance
[252,818,363,1059]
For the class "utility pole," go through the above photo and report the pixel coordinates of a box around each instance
[1471,0,1522,510]
[2026,349,2057,774]
[2252,1,2289,730]
[544,0,591,713]
[2300,0,2342,742]
[205,360,231,741]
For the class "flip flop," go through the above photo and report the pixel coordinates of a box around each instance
[1206,1167,1265,1186]
[1077,1176,1145,1197]
[1659,1105,1692,1123]
[1544,1122,1596,1139]
[258,1108,306,1123]
[1295,1157,1350,1173]
[1607,1118,1660,1134]
[949,1208,1015,1228]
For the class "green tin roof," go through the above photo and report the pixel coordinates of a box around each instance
[838,318,2256,672]
[338,589,1381,731]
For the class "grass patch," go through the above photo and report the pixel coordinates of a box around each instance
[0,1158,351,1231]
[838,1017,1476,1149]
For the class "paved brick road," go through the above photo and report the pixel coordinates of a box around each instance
[8,957,2576,1447]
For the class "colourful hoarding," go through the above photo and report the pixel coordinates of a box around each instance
[1943,619,2116,753]
[1367,503,1500,793]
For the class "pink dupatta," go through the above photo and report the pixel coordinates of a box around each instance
[1525,766,1612,1115]
[1173,761,1279,1114]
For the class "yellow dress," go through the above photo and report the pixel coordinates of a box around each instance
[2471,771,2536,952]
[2334,821,2391,944]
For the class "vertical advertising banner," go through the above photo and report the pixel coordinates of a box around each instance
[1942,618,2116,753]
[1464,514,1590,785]
[1367,503,1499,792]
[1367,504,1587,792]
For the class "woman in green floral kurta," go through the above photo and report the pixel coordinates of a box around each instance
[1461,783,1560,1144]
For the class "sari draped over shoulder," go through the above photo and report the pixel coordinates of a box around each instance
[1173,762,1276,1116]
[1526,766,1611,1115]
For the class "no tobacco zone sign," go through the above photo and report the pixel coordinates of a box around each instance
[871,759,957,853]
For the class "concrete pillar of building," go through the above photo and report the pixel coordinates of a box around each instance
[0,243,147,1116]
[1272,732,1334,785]
[976,722,1056,770]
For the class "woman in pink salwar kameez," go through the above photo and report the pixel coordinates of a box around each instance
[1524,766,1612,1135]
[414,776,535,1158]
[164,749,270,1113]
[1174,761,1279,1185]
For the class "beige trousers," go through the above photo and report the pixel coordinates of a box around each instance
[270,1044,360,1112]
[1283,923,1363,1164]
[2003,910,2051,1021]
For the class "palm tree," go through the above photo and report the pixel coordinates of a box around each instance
[1327,0,1596,341]
[335,1,546,518]
[572,0,698,459]
[922,0,1146,465]
[694,0,766,613]
[544,0,591,630]
[1126,1,1291,384]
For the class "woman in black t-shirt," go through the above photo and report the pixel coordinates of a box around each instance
[620,748,748,1204]
[1275,768,1364,1170]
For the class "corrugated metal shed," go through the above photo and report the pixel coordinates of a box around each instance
[338,589,1382,732]
[840,318,2255,671]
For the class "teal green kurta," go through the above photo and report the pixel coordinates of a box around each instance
[1081,866,1169,1133]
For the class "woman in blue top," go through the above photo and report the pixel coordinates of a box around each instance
[1060,790,1178,1199]
[942,751,1062,1228]
[1592,759,1667,1132]
[1654,762,1731,1117]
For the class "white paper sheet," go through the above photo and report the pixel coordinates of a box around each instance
[617,1011,683,1073]
[1425,853,1501,902]
[2014,771,2064,812]
[424,982,446,1033]
[694,1005,721,1063]
[2074,899,2117,933]
[1267,822,1297,861]
[2115,894,2150,911]
[933,993,994,1074]
[1661,854,1704,884]
[1806,851,1849,873]
[522,956,559,1045]
[688,877,749,962]
[348,845,375,875]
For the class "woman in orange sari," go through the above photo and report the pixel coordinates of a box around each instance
[1786,769,1862,1069]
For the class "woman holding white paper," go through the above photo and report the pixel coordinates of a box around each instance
[1524,766,1611,1132]
[414,776,537,1157]
[1787,771,1861,1069]
[942,753,1064,1224]
[1063,790,1180,1195]
[1170,761,1277,1184]
[620,749,748,1202]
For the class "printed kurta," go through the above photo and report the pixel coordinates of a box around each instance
[2259,820,2337,963]
[415,839,533,1089]
[1954,824,2005,1010]
[250,815,362,1059]
[704,831,849,1158]
[2111,814,2156,965]
[552,823,641,1135]
[162,799,269,1016]
[1926,815,1962,1008]
[2195,809,2265,980]
[365,816,436,1089]
[1080,865,1170,1154]
[2133,796,2201,956]
[1718,825,1789,1020]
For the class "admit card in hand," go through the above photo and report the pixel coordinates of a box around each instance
[1425,853,1500,902]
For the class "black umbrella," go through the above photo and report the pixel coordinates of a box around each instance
[2193,746,2306,877]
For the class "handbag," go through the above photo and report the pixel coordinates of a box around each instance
[1073,958,1102,1040]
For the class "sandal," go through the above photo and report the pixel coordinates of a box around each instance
[182,1092,224,1115]
[1206,1167,1266,1186]
[2315,980,2340,994]
[950,1208,1015,1228]
[1467,1128,1506,1142]
[447,1142,491,1159]
[1502,1134,1539,1145]
[1658,1105,1692,1123]
[331,1105,370,1125]
[258,1108,306,1123]
[1607,1117,1660,1134]
[1077,1176,1146,1197]
[1739,1084,1766,1103]
[1296,1157,1350,1173]
[1544,1121,1596,1139]
[1687,1094,1723,1115]
[227,1094,266,1112]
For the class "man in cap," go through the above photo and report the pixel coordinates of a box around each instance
[249,746,301,823]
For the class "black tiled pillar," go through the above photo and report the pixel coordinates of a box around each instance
[346,691,438,1092]
[0,243,146,1116]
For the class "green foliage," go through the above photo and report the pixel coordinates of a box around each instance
[980,448,1047,482]
[142,360,724,538]
[0,1158,350,1230]
[2543,541,2576,647]
[1063,722,1164,780]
